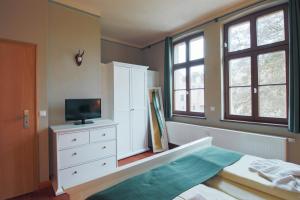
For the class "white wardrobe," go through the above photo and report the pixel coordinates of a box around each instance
[101,62,149,159]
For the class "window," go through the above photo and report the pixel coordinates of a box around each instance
[224,4,288,124]
[173,33,205,117]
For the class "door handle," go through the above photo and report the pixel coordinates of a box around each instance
[23,110,30,129]
[16,110,30,128]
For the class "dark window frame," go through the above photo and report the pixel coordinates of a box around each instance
[172,33,205,117]
[223,4,289,125]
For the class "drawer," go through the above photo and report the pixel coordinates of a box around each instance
[59,140,116,169]
[58,131,89,150]
[60,156,116,189]
[90,127,116,143]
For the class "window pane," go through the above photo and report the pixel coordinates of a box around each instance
[175,90,186,111]
[258,51,286,85]
[174,68,186,90]
[190,89,204,113]
[174,42,186,64]
[257,10,285,46]
[229,87,252,116]
[229,57,251,86]
[190,65,204,89]
[259,85,286,118]
[189,36,204,61]
[228,21,251,52]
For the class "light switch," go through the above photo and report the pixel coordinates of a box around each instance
[210,106,215,111]
[40,110,47,117]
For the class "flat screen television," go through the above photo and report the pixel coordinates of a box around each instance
[65,98,101,125]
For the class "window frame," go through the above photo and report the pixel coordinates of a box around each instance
[172,33,205,117]
[223,4,289,125]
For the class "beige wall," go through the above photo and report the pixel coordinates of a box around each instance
[101,39,143,65]
[142,42,164,71]
[0,0,102,183]
[48,2,101,125]
[142,22,300,164]
[0,0,49,182]
[142,42,165,92]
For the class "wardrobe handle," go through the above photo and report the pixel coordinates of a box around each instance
[72,138,77,142]
[72,152,77,156]
[102,146,106,149]
[72,171,78,175]
[102,133,106,137]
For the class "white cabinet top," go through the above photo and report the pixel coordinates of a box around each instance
[50,119,117,133]
[110,61,149,70]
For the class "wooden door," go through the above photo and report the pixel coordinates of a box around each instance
[114,66,132,159]
[131,68,148,153]
[0,39,37,199]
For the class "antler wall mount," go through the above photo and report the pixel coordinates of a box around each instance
[75,50,85,66]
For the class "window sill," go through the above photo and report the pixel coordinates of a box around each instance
[220,119,288,128]
[172,114,207,120]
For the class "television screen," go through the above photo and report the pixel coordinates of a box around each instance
[65,99,101,121]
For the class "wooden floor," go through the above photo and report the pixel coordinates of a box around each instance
[11,151,155,200]
[9,187,69,200]
[118,151,155,166]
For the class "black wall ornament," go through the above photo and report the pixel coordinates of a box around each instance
[75,50,85,66]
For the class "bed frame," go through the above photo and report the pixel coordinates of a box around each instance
[65,137,213,200]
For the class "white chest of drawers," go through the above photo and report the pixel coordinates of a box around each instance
[50,119,118,195]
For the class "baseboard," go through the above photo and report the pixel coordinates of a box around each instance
[38,180,52,189]
[168,143,179,149]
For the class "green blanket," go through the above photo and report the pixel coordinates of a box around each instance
[87,146,242,200]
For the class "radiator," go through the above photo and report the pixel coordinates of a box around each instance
[166,121,287,161]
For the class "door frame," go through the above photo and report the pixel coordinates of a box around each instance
[0,38,39,191]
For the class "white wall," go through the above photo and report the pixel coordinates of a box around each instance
[147,70,160,88]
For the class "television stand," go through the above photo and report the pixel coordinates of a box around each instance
[74,119,94,125]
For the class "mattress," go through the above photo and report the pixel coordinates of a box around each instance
[219,155,300,200]
[206,176,282,200]
[174,184,237,200]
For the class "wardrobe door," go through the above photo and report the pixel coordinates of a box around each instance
[131,68,148,153]
[114,66,131,159]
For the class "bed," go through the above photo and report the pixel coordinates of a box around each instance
[211,155,300,200]
[65,137,300,200]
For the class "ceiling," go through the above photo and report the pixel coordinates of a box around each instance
[53,0,256,48]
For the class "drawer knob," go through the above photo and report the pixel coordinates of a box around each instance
[102,146,106,149]
[72,171,78,175]
[72,152,77,156]
[72,138,77,142]
[102,133,106,136]
[102,162,107,166]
